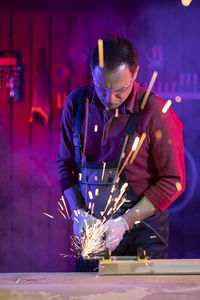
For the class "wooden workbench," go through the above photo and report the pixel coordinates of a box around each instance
[0,271,200,299]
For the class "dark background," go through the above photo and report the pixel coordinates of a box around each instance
[0,0,199,272]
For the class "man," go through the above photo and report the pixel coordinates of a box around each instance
[56,37,185,270]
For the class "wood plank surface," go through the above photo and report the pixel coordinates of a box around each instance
[0,272,200,300]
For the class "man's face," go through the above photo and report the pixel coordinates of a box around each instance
[92,63,139,109]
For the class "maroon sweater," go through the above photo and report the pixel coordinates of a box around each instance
[56,82,185,212]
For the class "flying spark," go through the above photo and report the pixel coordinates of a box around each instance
[60,195,70,219]
[43,212,54,219]
[82,98,89,165]
[141,71,158,110]
[176,182,182,192]
[101,161,106,181]
[175,95,182,103]
[155,130,162,141]
[162,100,172,114]
[89,191,93,200]
[98,39,104,68]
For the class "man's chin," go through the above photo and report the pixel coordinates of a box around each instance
[108,103,121,109]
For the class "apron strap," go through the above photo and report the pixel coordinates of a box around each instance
[73,86,88,164]
[73,86,152,164]
[116,94,148,161]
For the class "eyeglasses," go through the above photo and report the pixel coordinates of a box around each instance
[94,78,134,96]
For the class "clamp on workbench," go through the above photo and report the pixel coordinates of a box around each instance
[99,247,148,263]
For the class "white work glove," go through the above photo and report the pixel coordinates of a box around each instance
[71,209,98,241]
[102,216,129,252]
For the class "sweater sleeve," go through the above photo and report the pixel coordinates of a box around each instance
[56,89,79,193]
[143,96,185,212]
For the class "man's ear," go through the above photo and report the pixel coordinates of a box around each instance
[133,65,139,81]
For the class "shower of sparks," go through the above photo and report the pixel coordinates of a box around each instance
[101,195,112,216]
[113,198,127,214]
[82,98,89,166]
[74,210,78,217]
[101,161,106,181]
[111,183,128,215]
[79,173,82,181]
[60,195,70,220]
[68,131,151,259]
[58,209,67,219]
[130,133,146,164]
[107,207,113,216]
[140,71,158,110]
[114,135,129,183]
[70,235,81,253]
[114,136,139,183]
[71,134,147,258]
[88,202,92,209]
[162,100,172,113]
[94,176,98,181]
[73,181,129,258]
[43,212,54,219]
[94,124,98,132]
[81,219,107,259]
[58,201,64,210]
[98,39,104,68]
[115,108,119,118]
[74,217,79,223]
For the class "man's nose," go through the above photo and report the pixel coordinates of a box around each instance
[108,90,117,102]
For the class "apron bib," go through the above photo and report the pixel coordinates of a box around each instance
[73,86,168,247]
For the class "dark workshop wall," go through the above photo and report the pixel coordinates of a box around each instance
[0,5,200,272]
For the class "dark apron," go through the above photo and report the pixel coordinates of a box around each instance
[73,87,169,269]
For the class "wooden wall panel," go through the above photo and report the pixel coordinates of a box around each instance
[69,13,90,90]
[145,10,165,84]
[31,12,51,271]
[89,11,110,47]
[51,12,75,272]
[163,10,184,85]
[11,12,32,272]
[0,11,12,272]
[106,11,127,38]
[127,12,146,83]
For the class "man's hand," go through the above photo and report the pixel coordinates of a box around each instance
[71,209,98,241]
[102,216,129,252]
